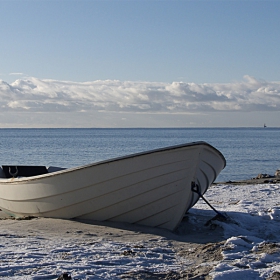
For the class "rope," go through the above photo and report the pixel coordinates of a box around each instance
[191,181,228,221]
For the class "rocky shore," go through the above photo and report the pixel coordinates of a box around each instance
[215,176,280,185]
[215,169,280,185]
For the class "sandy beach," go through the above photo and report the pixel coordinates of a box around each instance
[1,180,279,279]
[0,210,224,279]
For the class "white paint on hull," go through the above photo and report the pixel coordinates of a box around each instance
[0,142,226,230]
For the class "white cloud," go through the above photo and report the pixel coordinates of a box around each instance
[9,72,24,76]
[1,76,280,115]
[7,100,30,110]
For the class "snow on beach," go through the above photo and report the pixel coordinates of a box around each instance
[190,183,280,280]
[0,183,279,279]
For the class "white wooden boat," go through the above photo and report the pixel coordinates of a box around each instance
[0,141,226,230]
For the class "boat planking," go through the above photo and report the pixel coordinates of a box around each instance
[0,141,226,231]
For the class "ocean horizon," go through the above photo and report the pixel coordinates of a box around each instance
[0,127,279,182]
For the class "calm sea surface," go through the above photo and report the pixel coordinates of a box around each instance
[0,128,279,182]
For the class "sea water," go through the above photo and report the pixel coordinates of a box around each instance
[0,127,279,182]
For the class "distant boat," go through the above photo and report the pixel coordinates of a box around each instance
[264,124,267,128]
[0,142,226,231]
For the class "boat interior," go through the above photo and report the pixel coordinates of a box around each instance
[0,165,66,178]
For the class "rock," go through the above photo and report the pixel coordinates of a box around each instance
[256,173,273,179]
[57,273,72,280]
[275,169,280,178]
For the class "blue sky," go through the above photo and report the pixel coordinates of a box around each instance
[0,0,280,127]
[1,0,280,83]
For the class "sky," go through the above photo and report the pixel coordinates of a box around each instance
[0,0,280,128]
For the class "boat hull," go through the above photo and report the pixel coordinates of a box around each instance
[0,142,226,230]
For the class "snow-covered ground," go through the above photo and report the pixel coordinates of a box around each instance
[0,183,279,279]
[191,183,280,280]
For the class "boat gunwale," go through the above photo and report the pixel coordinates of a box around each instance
[0,141,226,183]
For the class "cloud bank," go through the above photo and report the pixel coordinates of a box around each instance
[1,75,280,115]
